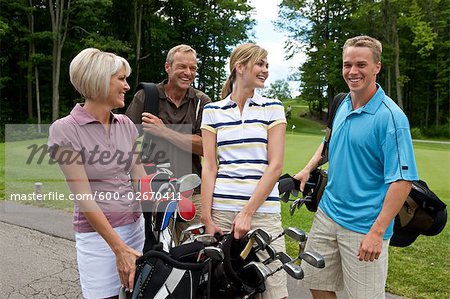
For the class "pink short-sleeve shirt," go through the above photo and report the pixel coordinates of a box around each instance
[48,104,141,232]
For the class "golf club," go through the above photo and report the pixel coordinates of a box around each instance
[176,173,201,193]
[180,223,206,242]
[298,251,325,268]
[240,228,272,259]
[282,262,304,279]
[192,234,218,246]
[271,227,307,243]
[197,246,225,262]
[261,245,278,264]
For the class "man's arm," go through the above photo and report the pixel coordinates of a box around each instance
[358,180,412,261]
[293,142,325,191]
[141,112,203,156]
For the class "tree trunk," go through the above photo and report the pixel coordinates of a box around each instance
[134,1,143,87]
[393,19,404,110]
[49,0,71,121]
[425,88,429,127]
[387,66,391,96]
[35,66,41,132]
[435,90,439,128]
[27,0,34,119]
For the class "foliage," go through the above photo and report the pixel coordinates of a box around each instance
[265,79,292,101]
[0,0,255,128]
[276,0,450,136]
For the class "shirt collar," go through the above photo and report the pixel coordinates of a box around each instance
[159,79,196,103]
[361,83,385,115]
[224,92,265,106]
[346,83,385,115]
[70,103,119,126]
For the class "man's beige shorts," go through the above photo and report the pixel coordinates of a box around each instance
[213,210,288,299]
[300,208,389,298]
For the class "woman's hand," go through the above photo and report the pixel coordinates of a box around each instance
[115,245,142,291]
[203,219,223,237]
[232,211,252,239]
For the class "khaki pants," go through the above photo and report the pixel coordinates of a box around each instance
[300,208,389,298]
[213,210,289,299]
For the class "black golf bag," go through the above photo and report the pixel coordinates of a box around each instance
[209,234,266,299]
[132,242,208,299]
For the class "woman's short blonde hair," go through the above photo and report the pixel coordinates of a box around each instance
[221,43,267,99]
[69,48,131,100]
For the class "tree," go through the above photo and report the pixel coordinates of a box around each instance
[48,0,71,121]
[276,0,359,119]
[266,79,292,100]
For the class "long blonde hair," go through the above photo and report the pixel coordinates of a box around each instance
[221,43,267,99]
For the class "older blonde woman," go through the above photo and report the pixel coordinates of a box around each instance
[48,48,146,298]
[201,43,288,299]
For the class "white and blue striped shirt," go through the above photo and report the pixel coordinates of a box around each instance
[201,93,286,213]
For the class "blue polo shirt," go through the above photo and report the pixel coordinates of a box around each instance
[320,84,419,239]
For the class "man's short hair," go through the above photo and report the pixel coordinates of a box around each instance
[343,36,382,63]
[69,48,131,100]
[166,44,197,65]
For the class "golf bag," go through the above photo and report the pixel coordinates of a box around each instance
[132,242,208,299]
[139,166,198,253]
[209,234,266,299]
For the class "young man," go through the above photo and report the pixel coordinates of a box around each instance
[295,36,418,298]
[126,44,211,244]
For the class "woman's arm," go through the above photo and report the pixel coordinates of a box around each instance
[232,123,286,239]
[130,152,147,192]
[54,147,141,291]
[200,129,223,235]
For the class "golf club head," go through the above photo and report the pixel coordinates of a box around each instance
[284,227,307,242]
[180,223,206,241]
[289,198,302,216]
[203,247,225,262]
[299,251,325,268]
[283,262,304,280]
[254,228,272,245]
[193,234,218,246]
[242,261,271,280]
[277,252,293,264]
[176,174,201,193]
[254,234,269,251]
[265,245,278,261]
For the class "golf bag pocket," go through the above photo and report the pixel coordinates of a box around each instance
[210,234,265,298]
[303,168,328,212]
[391,180,447,247]
[132,249,206,299]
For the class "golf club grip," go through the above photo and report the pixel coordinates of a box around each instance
[240,238,255,259]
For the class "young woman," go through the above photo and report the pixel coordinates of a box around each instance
[48,48,146,298]
[200,43,288,299]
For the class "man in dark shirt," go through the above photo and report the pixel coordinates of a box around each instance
[126,44,211,244]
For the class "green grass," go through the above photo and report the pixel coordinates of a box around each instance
[0,117,449,298]
[1,138,73,211]
[280,133,450,299]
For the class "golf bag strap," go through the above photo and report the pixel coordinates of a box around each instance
[319,92,347,166]
[136,82,159,115]
[154,268,188,299]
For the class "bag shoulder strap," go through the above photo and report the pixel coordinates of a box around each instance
[319,92,347,166]
[136,82,159,116]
